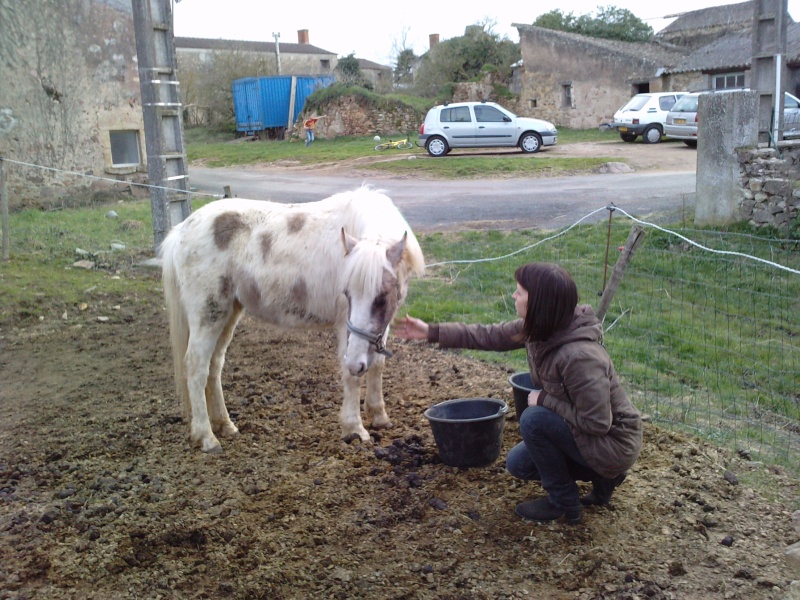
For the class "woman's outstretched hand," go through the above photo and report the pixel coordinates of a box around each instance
[393,314,429,341]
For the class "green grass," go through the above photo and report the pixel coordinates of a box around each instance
[2,198,797,475]
[185,127,626,177]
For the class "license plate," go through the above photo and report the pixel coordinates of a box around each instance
[674,118,686,124]
[618,127,628,132]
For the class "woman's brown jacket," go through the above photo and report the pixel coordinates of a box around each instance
[428,304,642,478]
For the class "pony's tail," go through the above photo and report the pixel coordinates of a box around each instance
[160,231,191,420]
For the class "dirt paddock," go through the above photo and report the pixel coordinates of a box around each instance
[0,281,797,599]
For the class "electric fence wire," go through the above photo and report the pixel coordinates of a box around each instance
[2,156,798,275]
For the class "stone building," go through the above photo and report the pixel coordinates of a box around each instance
[511,25,687,128]
[175,31,337,77]
[512,1,799,128]
[0,0,146,207]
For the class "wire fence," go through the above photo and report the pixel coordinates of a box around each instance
[432,214,800,475]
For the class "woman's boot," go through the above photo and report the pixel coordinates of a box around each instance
[580,471,627,506]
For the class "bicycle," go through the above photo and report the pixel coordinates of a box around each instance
[374,137,414,151]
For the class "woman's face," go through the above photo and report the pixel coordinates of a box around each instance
[513,282,529,319]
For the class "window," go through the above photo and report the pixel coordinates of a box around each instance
[109,130,140,167]
[440,106,471,123]
[561,84,573,108]
[474,105,506,122]
[713,73,745,89]
[529,98,538,109]
[659,95,678,111]
[320,59,330,71]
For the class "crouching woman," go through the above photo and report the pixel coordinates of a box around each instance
[394,262,643,524]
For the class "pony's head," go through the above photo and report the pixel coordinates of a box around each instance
[340,228,413,376]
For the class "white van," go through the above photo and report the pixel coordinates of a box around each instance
[611,92,687,144]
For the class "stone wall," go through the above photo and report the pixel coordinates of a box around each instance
[0,0,147,208]
[293,96,425,139]
[736,143,800,231]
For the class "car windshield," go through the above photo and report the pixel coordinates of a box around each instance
[620,96,650,111]
[672,95,699,112]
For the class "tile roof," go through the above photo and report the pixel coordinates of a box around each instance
[658,1,754,34]
[174,37,335,57]
[513,24,688,66]
[357,58,392,71]
[665,22,800,73]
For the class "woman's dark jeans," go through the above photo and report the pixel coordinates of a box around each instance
[506,405,600,510]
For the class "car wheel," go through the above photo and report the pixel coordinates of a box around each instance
[519,132,543,153]
[426,136,448,157]
[683,140,698,148]
[620,132,637,143]
[642,125,663,144]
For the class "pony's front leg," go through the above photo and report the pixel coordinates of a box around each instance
[364,355,391,429]
[339,371,370,442]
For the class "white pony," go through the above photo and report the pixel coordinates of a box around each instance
[160,186,425,453]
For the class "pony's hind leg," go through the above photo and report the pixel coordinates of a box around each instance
[364,355,392,430]
[185,324,228,453]
[206,303,243,438]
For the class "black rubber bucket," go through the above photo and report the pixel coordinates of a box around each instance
[423,398,508,468]
[508,372,541,420]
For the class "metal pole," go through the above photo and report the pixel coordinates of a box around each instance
[1,157,8,261]
[273,32,282,75]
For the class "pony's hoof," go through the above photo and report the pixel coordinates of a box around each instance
[341,427,371,443]
[199,437,223,453]
[217,422,240,438]
[371,418,393,430]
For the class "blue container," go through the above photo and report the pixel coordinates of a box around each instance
[424,398,508,468]
[232,75,334,133]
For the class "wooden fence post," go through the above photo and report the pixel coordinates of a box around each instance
[596,224,647,321]
[1,157,8,261]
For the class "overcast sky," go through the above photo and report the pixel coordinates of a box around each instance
[172,0,799,66]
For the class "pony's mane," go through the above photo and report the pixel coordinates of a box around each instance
[331,186,426,280]
[341,240,390,298]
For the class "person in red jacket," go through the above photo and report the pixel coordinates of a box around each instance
[303,114,325,147]
[394,262,642,524]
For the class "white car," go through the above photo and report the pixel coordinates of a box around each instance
[611,92,686,144]
[665,90,800,146]
[417,101,558,157]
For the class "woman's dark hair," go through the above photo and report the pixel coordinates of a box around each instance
[515,263,578,342]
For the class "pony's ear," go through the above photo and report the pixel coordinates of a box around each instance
[341,227,359,255]
[386,232,407,267]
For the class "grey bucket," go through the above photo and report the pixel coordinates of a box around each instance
[508,372,542,420]
[423,398,508,468]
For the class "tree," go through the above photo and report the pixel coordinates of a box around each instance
[391,28,417,88]
[394,48,417,87]
[335,53,370,89]
[413,24,520,98]
[534,5,653,42]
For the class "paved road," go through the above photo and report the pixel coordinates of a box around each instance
[186,166,697,232]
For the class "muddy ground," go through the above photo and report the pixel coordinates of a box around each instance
[0,270,797,600]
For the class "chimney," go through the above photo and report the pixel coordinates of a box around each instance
[429,34,439,49]
[298,29,309,44]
